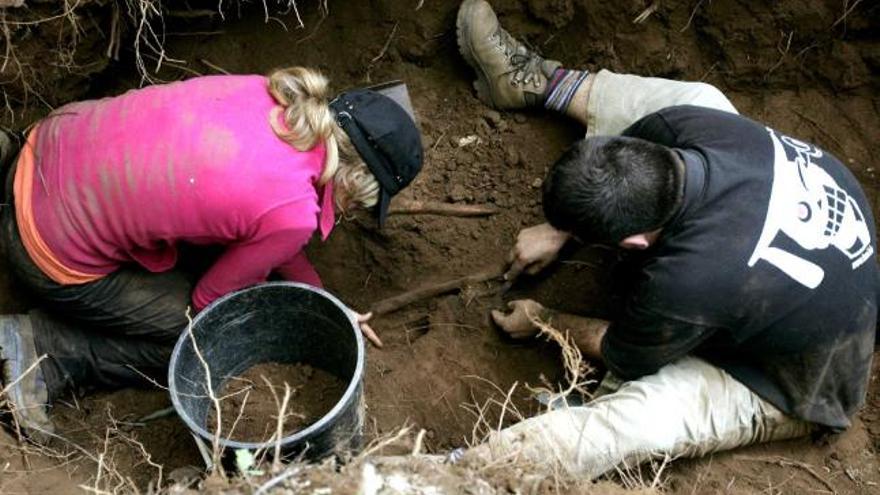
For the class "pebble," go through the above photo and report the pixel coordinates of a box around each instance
[514,114,527,124]
[827,457,842,470]
[448,184,469,202]
[457,135,482,147]
[531,177,543,188]
[400,43,426,63]
[482,109,503,128]
[504,148,521,167]
[474,118,491,134]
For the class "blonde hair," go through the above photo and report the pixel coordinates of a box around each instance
[267,67,380,212]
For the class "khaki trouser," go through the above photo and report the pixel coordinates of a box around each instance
[585,69,739,136]
[468,357,813,479]
[466,71,813,479]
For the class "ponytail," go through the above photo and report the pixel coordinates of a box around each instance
[267,67,379,211]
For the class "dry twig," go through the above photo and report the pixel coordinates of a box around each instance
[4,0,84,27]
[765,30,794,78]
[370,21,400,64]
[365,21,399,81]
[460,376,526,446]
[737,455,838,494]
[185,307,226,477]
[680,0,708,32]
[360,426,412,458]
[0,355,47,398]
[832,0,865,29]
[200,58,231,75]
[261,375,293,472]
[411,428,426,455]
[633,1,660,24]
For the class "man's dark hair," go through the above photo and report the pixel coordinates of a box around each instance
[542,136,683,244]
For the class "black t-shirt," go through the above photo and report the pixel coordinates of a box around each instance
[601,105,878,430]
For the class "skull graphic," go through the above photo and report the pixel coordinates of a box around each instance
[747,129,873,289]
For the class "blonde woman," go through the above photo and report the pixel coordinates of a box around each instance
[0,68,422,440]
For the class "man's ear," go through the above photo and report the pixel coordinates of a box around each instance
[618,230,661,250]
[619,234,651,250]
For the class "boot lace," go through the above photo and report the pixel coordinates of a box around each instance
[490,28,545,88]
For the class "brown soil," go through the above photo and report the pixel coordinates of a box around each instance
[208,362,346,443]
[0,0,878,493]
[263,455,659,495]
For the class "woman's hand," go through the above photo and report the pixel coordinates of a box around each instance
[490,299,546,339]
[355,311,383,348]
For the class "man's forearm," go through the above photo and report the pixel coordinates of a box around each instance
[543,309,609,361]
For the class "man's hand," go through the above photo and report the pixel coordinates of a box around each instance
[493,299,610,361]
[490,299,546,339]
[504,223,571,283]
[354,311,383,348]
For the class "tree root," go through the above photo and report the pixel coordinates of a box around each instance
[388,199,500,218]
[371,267,504,316]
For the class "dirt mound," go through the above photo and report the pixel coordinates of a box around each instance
[526,0,574,28]
[209,362,346,443]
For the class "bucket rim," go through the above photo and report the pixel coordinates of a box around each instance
[167,281,365,451]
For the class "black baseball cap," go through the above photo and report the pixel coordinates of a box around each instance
[329,84,423,226]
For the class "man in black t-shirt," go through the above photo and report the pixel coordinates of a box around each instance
[456,0,877,478]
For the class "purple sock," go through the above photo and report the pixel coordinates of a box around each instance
[544,68,590,112]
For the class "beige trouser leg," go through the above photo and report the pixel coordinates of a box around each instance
[582,69,739,136]
[465,357,813,479]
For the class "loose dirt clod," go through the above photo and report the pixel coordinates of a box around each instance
[208,362,346,443]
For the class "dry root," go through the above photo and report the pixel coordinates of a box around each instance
[0,1,320,120]
[526,311,595,406]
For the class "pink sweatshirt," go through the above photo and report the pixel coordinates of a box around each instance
[29,75,335,310]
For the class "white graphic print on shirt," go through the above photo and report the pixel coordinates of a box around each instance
[748,128,873,289]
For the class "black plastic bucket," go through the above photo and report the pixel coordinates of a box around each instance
[168,282,365,462]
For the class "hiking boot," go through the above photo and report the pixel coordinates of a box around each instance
[0,315,55,444]
[456,0,561,110]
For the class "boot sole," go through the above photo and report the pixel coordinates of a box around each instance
[456,0,497,108]
[1,325,27,425]
[1,317,54,441]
